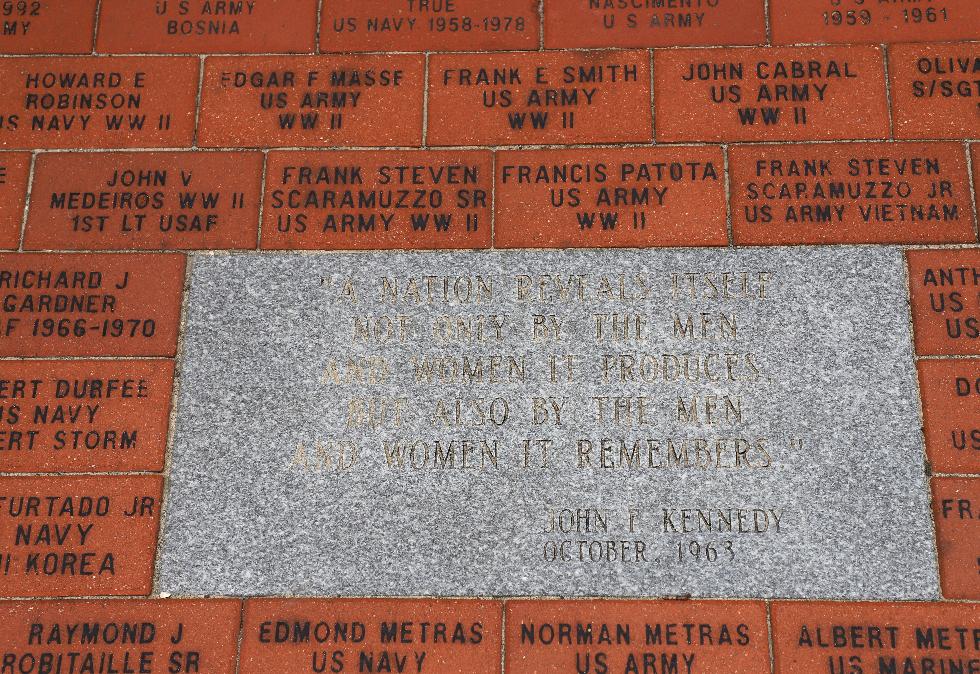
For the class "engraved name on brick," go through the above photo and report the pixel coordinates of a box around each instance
[0,598,240,672]
[495,147,728,248]
[428,51,652,146]
[198,55,425,148]
[0,360,174,473]
[27,152,263,250]
[890,43,980,140]
[0,254,185,357]
[907,249,980,356]
[918,360,980,475]
[262,151,492,250]
[654,46,889,142]
[771,601,980,671]
[0,58,199,149]
[730,143,976,245]
[0,475,162,597]
[932,478,980,600]
[506,600,771,674]
[240,599,502,674]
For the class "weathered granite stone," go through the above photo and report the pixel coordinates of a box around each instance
[157,247,939,599]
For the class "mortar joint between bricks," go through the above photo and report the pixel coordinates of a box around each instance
[964,142,980,243]
[91,0,103,55]
[17,152,36,253]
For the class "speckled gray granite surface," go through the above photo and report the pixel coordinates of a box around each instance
[157,247,938,599]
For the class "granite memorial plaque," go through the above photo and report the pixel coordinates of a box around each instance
[158,247,939,599]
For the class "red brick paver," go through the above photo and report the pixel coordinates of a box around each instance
[0,599,241,670]
[26,151,263,250]
[932,478,980,599]
[506,600,771,674]
[97,0,319,54]
[0,475,162,597]
[322,0,539,53]
[0,57,199,149]
[428,51,652,146]
[0,153,30,250]
[889,42,980,140]
[0,359,173,474]
[262,150,492,250]
[730,142,976,245]
[0,253,185,357]
[770,0,980,45]
[919,360,980,475]
[0,1,98,54]
[495,146,727,248]
[240,598,502,674]
[198,55,425,148]
[908,249,980,356]
[771,601,980,672]
[654,46,889,142]
[543,0,766,49]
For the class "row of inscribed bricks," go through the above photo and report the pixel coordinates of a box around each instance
[0,46,977,150]
[9,0,980,53]
[4,143,980,251]
[0,598,978,674]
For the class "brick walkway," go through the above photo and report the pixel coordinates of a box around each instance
[0,2,977,672]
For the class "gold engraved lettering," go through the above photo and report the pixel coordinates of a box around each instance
[383,438,500,470]
[321,356,390,385]
[410,354,527,384]
[673,312,738,340]
[346,397,405,429]
[676,395,743,426]
[671,271,771,301]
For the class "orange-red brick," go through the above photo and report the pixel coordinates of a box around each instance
[932,478,980,599]
[771,0,980,45]
[729,142,976,245]
[240,598,502,674]
[26,152,263,250]
[198,55,425,148]
[771,601,980,672]
[322,0,539,53]
[262,150,492,250]
[0,253,185,357]
[428,51,652,146]
[0,0,97,54]
[654,46,889,142]
[0,360,173,474]
[97,0,318,54]
[506,600,771,674]
[0,57,198,149]
[919,360,980,475]
[890,43,980,140]
[907,249,980,356]
[543,0,766,48]
[0,475,162,597]
[0,154,30,250]
[0,599,241,671]
[495,147,727,248]
[974,145,980,218]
